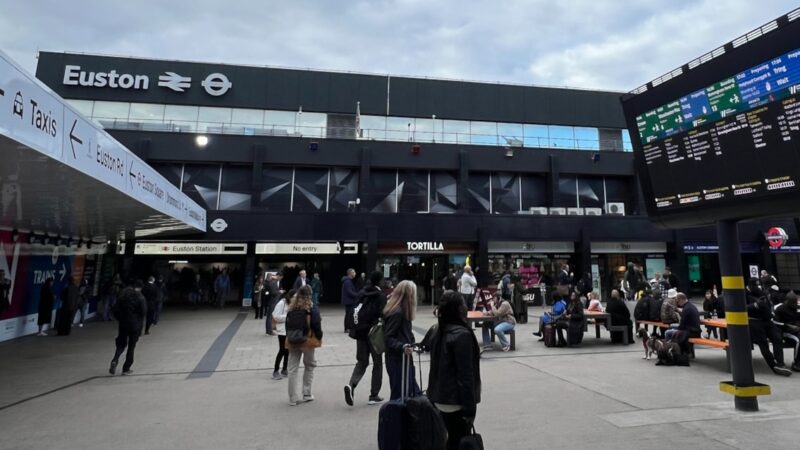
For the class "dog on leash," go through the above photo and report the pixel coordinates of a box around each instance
[637,328,663,360]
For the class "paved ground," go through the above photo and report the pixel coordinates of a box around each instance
[1,303,799,449]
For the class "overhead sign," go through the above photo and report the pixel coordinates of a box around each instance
[255,242,356,255]
[488,241,575,254]
[135,242,247,255]
[0,50,205,231]
[590,242,667,254]
[61,64,232,96]
[620,16,800,227]
[766,227,789,249]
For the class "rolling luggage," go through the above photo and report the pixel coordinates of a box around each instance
[378,354,411,450]
[406,350,447,450]
[543,324,556,347]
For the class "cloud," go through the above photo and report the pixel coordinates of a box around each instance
[0,0,795,92]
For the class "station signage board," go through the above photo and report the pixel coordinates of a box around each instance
[134,242,247,255]
[0,50,205,231]
[255,242,358,255]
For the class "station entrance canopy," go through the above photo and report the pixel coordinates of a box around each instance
[0,51,205,241]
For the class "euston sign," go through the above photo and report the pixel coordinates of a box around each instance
[62,65,232,96]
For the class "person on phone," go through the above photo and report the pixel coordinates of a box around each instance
[427,290,481,450]
[481,292,516,351]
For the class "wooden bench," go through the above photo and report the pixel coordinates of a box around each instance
[688,337,730,372]
[636,320,671,337]
[489,327,516,350]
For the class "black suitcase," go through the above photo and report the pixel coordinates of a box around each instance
[56,308,73,335]
[378,354,410,450]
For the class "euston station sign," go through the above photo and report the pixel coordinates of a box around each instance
[62,65,232,96]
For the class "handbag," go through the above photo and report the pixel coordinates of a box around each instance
[459,425,484,450]
[368,319,385,354]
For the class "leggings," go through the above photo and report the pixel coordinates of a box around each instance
[274,335,288,372]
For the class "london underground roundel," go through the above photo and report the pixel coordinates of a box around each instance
[766,227,789,249]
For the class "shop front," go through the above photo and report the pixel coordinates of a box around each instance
[377,241,474,305]
[590,241,667,300]
[133,242,248,306]
[255,242,361,304]
[487,241,575,305]
[683,242,761,296]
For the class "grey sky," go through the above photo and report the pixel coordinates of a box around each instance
[1,0,796,91]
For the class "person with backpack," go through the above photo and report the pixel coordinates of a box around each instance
[383,280,420,400]
[746,282,791,376]
[633,290,652,322]
[271,289,295,380]
[285,286,323,405]
[344,271,387,406]
[427,290,481,450]
[109,280,147,375]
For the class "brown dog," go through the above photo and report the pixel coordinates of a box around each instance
[637,328,662,360]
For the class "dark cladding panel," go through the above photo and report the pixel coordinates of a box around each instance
[293,168,329,212]
[329,168,359,212]
[259,167,293,211]
[523,87,552,124]
[546,89,577,125]
[182,164,221,210]
[219,165,253,211]
[414,79,446,118]
[264,69,300,111]
[329,73,362,114]
[297,70,331,112]
[387,77,417,117]
[438,81,471,119]
[495,85,526,123]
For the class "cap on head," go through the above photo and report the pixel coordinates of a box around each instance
[667,288,678,299]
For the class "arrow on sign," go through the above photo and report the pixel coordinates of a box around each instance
[129,160,136,188]
[58,263,67,282]
[69,120,83,158]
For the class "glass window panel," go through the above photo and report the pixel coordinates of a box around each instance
[430,172,458,213]
[442,120,470,144]
[578,176,604,209]
[164,105,198,132]
[360,116,386,141]
[92,101,130,120]
[574,127,599,150]
[293,168,329,212]
[398,170,429,213]
[129,103,165,122]
[491,172,521,214]
[198,107,232,132]
[467,172,491,213]
[470,121,499,146]
[258,167,293,211]
[548,125,575,149]
[152,163,183,189]
[219,166,253,211]
[622,130,633,152]
[263,110,298,136]
[521,175,547,210]
[329,168,359,212]
[182,164,221,210]
[412,118,435,143]
[498,123,524,148]
[604,177,635,214]
[231,108,264,126]
[298,112,327,138]
[558,175,578,208]
[386,117,414,142]
[363,169,397,213]
[67,99,94,117]
[523,124,548,148]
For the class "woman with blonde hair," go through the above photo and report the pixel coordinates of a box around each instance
[284,286,323,406]
[383,280,420,400]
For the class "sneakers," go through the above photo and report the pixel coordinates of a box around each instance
[122,370,133,376]
[772,366,792,377]
[501,346,511,352]
[272,371,282,380]
[288,401,298,406]
[109,360,118,375]
[532,331,542,337]
[78,324,83,328]
[368,396,384,405]
[302,395,315,402]
[281,368,288,377]
[344,385,354,406]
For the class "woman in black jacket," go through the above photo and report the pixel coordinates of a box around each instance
[606,289,634,344]
[557,291,585,347]
[427,290,481,450]
[383,280,420,400]
[37,278,55,336]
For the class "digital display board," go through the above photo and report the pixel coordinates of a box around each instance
[621,15,800,227]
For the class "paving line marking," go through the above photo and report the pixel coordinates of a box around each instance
[187,312,248,379]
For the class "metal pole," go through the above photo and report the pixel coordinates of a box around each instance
[717,219,762,412]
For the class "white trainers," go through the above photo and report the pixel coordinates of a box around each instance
[302,395,315,402]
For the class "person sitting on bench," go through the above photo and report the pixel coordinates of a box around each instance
[747,282,792,377]
[481,292,516,352]
[556,291,585,347]
[773,291,800,373]
[606,289,635,344]
[664,293,701,352]
[660,289,681,325]
[532,286,568,340]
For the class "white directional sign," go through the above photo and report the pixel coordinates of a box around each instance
[0,50,205,231]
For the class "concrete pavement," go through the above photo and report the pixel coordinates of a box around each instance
[1,304,798,449]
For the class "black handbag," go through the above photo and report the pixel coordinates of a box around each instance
[459,425,484,450]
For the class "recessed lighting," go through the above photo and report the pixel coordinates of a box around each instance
[195,135,209,147]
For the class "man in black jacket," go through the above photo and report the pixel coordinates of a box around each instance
[344,271,387,406]
[747,283,791,376]
[774,291,800,372]
[109,280,147,375]
[665,293,701,352]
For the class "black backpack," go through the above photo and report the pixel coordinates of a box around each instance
[286,309,310,344]
[634,297,651,321]
[649,298,664,321]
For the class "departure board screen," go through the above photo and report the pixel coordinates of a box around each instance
[622,16,800,227]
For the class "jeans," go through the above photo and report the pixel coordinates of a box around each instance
[482,321,514,348]
[385,353,420,400]
[349,339,383,397]
[112,327,141,372]
[75,303,87,324]
[287,348,317,403]
[274,335,288,372]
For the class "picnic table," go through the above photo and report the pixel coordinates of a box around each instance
[583,310,611,338]
[467,311,516,350]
